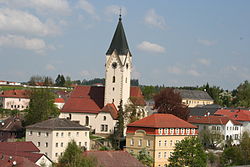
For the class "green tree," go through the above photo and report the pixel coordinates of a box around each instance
[65,76,72,87]
[25,89,59,125]
[198,129,223,149]
[153,88,190,120]
[168,137,207,167]
[57,140,97,167]
[55,74,66,87]
[234,80,250,107]
[125,103,140,123]
[136,148,153,167]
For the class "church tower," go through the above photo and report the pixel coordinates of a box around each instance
[104,15,132,109]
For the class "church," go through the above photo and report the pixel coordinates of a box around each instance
[59,16,147,135]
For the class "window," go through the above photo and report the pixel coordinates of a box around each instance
[45,132,49,137]
[138,139,142,146]
[125,77,127,83]
[170,140,173,146]
[158,140,161,147]
[112,76,115,83]
[61,142,63,147]
[130,139,134,146]
[112,99,114,103]
[85,116,89,126]
[76,132,79,136]
[212,126,216,130]
[56,132,59,137]
[101,125,108,132]
[186,128,190,134]
[158,128,163,135]
[176,128,179,134]
[69,114,72,120]
[61,132,64,137]
[37,142,40,147]
[68,132,71,136]
[164,128,168,134]
[235,134,239,139]
[103,116,106,121]
[29,131,33,136]
[101,125,105,132]
[164,152,167,158]
[45,142,48,147]
[170,128,174,134]
[37,132,41,136]
[147,140,150,147]
[55,153,58,157]
[85,132,88,137]
[105,125,108,132]
[79,142,81,146]
[164,140,167,146]
[158,152,161,158]
[191,129,195,134]
[56,143,58,147]
[85,142,87,147]
[113,87,115,91]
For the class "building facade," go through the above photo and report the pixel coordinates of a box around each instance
[26,118,90,162]
[126,113,198,167]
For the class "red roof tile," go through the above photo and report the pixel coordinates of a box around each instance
[188,115,242,125]
[215,109,250,122]
[127,113,197,128]
[0,141,39,153]
[54,98,65,103]
[130,87,146,106]
[101,103,118,119]
[0,153,39,167]
[0,89,30,98]
[84,151,145,167]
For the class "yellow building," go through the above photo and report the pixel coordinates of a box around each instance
[175,89,214,107]
[126,113,198,167]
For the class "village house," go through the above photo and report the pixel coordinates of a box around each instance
[59,16,146,135]
[0,141,52,167]
[215,109,250,133]
[54,97,65,109]
[25,118,90,162]
[0,89,30,110]
[188,115,242,145]
[126,113,198,167]
[175,89,214,108]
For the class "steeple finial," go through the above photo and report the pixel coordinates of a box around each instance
[119,8,122,21]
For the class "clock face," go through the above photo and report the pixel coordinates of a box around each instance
[112,62,117,69]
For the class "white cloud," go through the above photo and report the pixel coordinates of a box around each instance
[0,8,61,36]
[197,58,210,66]
[0,34,46,52]
[78,0,99,20]
[137,41,165,53]
[46,64,56,71]
[104,5,127,19]
[144,9,167,29]
[187,69,200,77]
[80,70,98,78]
[197,39,216,46]
[167,66,182,75]
[0,0,71,15]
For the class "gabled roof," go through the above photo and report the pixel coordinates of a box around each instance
[0,89,30,98]
[130,86,146,106]
[175,89,213,101]
[0,141,39,153]
[84,151,145,167]
[0,153,39,167]
[127,113,197,129]
[0,116,23,132]
[106,17,131,56]
[188,115,242,125]
[54,98,65,103]
[101,103,118,119]
[215,109,250,122]
[26,118,90,131]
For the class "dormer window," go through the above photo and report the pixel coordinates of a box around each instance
[112,76,115,83]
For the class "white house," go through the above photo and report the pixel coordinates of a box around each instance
[0,89,30,110]
[26,118,90,162]
[54,98,65,109]
[59,16,146,135]
[188,115,242,145]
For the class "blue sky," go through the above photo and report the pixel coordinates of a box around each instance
[0,0,249,90]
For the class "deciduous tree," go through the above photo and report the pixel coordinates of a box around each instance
[153,88,189,120]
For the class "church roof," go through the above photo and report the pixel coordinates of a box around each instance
[106,17,131,56]
[174,89,213,101]
[61,85,145,116]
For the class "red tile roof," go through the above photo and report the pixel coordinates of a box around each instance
[61,85,146,114]
[215,109,250,122]
[0,89,30,98]
[0,141,40,153]
[54,98,65,103]
[84,151,145,167]
[0,154,39,167]
[188,115,242,125]
[127,113,197,128]
[130,87,146,106]
[101,103,118,119]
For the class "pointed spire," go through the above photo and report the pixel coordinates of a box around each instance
[106,15,131,56]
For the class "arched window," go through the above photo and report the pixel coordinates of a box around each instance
[85,116,89,126]
[112,76,115,83]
